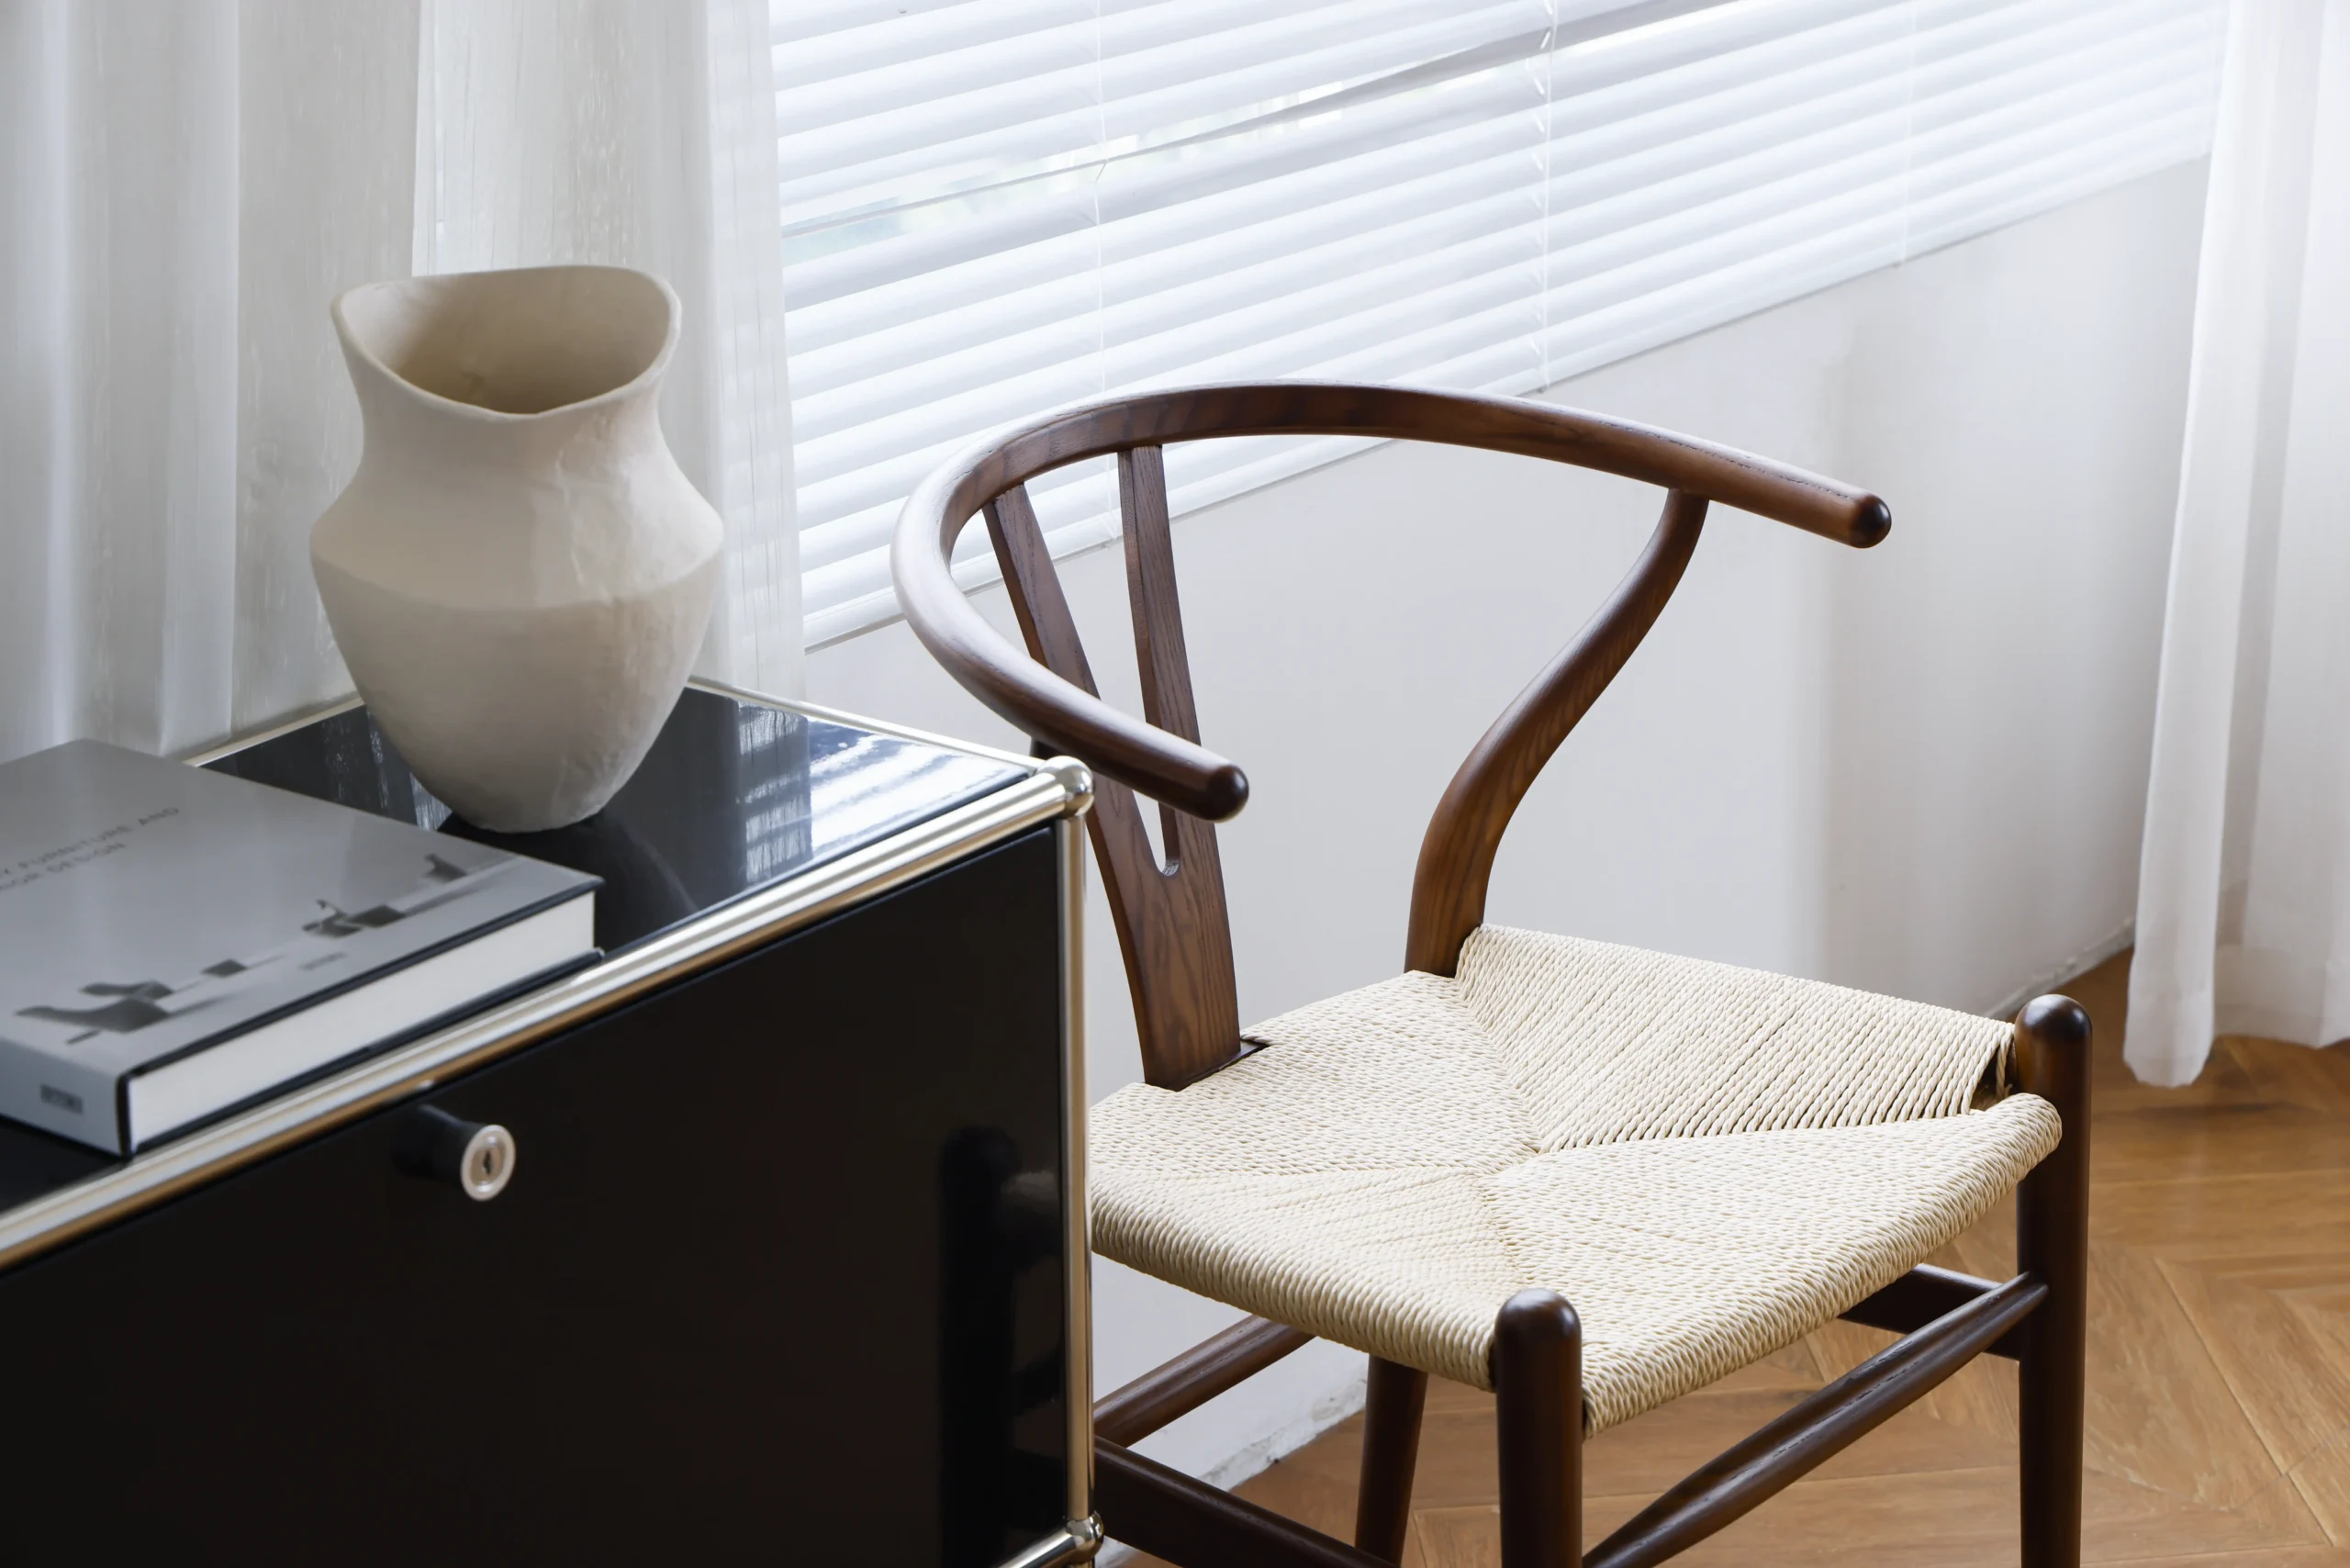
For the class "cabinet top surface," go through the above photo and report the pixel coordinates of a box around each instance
[203,686,1026,956]
[0,687,1054,1238]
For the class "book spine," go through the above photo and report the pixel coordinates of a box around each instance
[0,1040,123,1154]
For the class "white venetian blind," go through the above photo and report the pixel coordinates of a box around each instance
[777,0,2227,645]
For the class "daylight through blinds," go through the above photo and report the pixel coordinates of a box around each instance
[777,0,2227,644]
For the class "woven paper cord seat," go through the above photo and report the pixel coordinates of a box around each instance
[1091,925,2063,1435]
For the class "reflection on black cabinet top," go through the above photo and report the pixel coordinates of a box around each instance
[205,688,1026,956]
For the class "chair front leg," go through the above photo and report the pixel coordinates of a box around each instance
[1356,1356,1429,1562]
[2015,994,2091,1568]
[1494,1289,1583,1568]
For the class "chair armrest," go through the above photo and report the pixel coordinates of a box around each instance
[890,516,1250,820]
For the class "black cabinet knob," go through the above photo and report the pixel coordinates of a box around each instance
[394,1105,517,1202]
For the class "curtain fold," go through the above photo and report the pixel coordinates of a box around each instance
[2129,0,2350,1084]
[1,0,241,762]
[0,0,799,770]
[237,0,425,733]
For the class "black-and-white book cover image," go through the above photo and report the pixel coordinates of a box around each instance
[0,740,598,1155]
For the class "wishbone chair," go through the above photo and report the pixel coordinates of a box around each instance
[891,382,2088,1568]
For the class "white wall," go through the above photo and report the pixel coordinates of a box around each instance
[809,162,2207,1484]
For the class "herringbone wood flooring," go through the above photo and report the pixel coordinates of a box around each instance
[1144,950,2350,1565]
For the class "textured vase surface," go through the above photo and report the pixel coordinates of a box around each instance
[313,264,722,833]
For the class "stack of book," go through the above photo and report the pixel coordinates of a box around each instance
[0,741,599,1157]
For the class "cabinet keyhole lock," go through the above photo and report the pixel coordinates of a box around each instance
[394,1105,518,1202]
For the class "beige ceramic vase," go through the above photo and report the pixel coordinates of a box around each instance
[313,264,722,833]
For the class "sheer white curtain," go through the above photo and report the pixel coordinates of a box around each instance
[3,1,244,764]
[2129,0,2350,1085]
[0,0,797,770]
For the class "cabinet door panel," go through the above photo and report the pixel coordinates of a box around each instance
[0,827,1067,1567]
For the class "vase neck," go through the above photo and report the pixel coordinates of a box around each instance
[342,345,666,474]
[331,264,680,471]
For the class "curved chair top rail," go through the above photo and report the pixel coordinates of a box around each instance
[893,382,1888,823]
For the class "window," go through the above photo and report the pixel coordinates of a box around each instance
[778,0,2227,645]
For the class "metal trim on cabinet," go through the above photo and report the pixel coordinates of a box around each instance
[175,694,364,766]
[995,1515,1105,1568]
[1058,814,1096,1542]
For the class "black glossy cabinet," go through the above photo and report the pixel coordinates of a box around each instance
[0,697,1085,1568]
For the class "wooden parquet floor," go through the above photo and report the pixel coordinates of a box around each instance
[1155,950,2350,1566]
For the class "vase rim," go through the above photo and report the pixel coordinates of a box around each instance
[331,263,680,424]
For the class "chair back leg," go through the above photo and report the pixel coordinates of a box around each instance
[2016,995,2092,1568]
[1494,1289,1583,1568]
[1356,1357,1428,1561]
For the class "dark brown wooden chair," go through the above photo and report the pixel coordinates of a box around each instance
[891,383,2088,1568]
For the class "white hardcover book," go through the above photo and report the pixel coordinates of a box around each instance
[0,741,599,1155]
